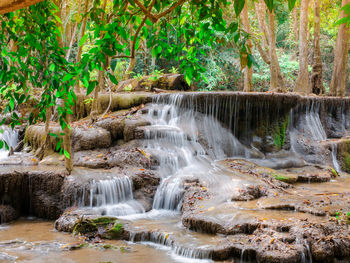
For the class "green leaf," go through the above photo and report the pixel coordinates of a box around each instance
[108,73,118,85]
[0,140,3,149]
[184,74,191,86]
[49,133,58,138]
[288,0,296,11]
[264,0,273,12]
[64,150,70,159]
[9,98,15,111]
[110,59,117,71]
[87,81,96,95]
[79,34,88,47]
[49,63,55,72]
[335,16,350,26]
[341,3,350,14]
[63,74,73,82]
[234,0,245,16]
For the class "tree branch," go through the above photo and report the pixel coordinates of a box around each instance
[133,0,158,22]
[156,0,186,19]
[113,0,156,60]
[133,0,187,23]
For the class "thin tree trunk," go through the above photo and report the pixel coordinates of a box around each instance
[311,0,324,95]
[76,0,89,63]
[293,7,299,43]
[63,114,73,173]
[90,0,108,122]
[55,0,73,174]
[294,0,310,94]
[256,0,285,92]
[65,22,78,61]
[241,2,253,92]
[267,10,279,91]
[330,0,350,96]
[255,0,269,51]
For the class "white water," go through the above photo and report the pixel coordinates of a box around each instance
[289,102,341,172]
[83,177,145,216]
[331,144,341,173]
[143,94,249,211]
[0,126,18,160]
[77,95,345,262]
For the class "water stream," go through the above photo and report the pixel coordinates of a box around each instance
[142,94,249,212]
[0,126,18,160]
[0,93,348,262]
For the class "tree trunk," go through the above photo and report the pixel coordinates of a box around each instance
[293,7,299,43]
[267,10,279,91]
[63,114,73,174]
[125,56,137,80]
[241,2,253,92]
[90,0,108,122]
[294,0,310,94]
[75,0,90,93]
[330,0,350,96]
[256,0,285,92]
[55,0,73,174]
[311,0,324,95]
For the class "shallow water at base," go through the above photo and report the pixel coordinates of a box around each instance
[0,219,212,263]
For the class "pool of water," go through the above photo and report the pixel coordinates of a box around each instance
[0,219,212,263]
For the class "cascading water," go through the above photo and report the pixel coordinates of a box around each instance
[0,126,18,160]
[81,177,145,216]
[331,144,341,173]
[142,94,249,211]
[289,101,341,171]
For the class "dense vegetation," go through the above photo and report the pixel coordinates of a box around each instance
[0,0,349,172]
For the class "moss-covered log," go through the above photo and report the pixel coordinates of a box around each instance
[117,74,189,92]
[72,92,153,121]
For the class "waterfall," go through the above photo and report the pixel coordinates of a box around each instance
[331,144,341,173]
[82,177,145,216]
[0,126,18,160]
[143,94,248,211]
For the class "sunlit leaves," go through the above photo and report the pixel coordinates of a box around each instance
[288,0,297,11]
[335,3,350,26]
[79,34,88,47]
[234,0,245,16]
[264,0,274,12]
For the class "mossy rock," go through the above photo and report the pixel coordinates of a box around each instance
[73,217,123,239]
[336,139,350,173]
[270,172,298,184]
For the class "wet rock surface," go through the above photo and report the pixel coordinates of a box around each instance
[5,92,350,262]
[0,167,67,220]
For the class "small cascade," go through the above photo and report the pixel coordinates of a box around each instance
[82,177,145,216]
[331,144,341,173]
[129,230,212,260]
[89,177,133,206]
[152,177,184,211]
[304,102,326,141]
[289,101,335,166]
[142,94,249,211]
[0,126,18,159]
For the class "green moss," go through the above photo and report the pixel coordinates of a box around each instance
[73,221,98,235]
[272,116,290,150]
[270,172,294,183]
[73,217,122,238]
[91,217,117,225]
[111,223,123,233]
[330,168,338,177]
[343,153,350,172]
